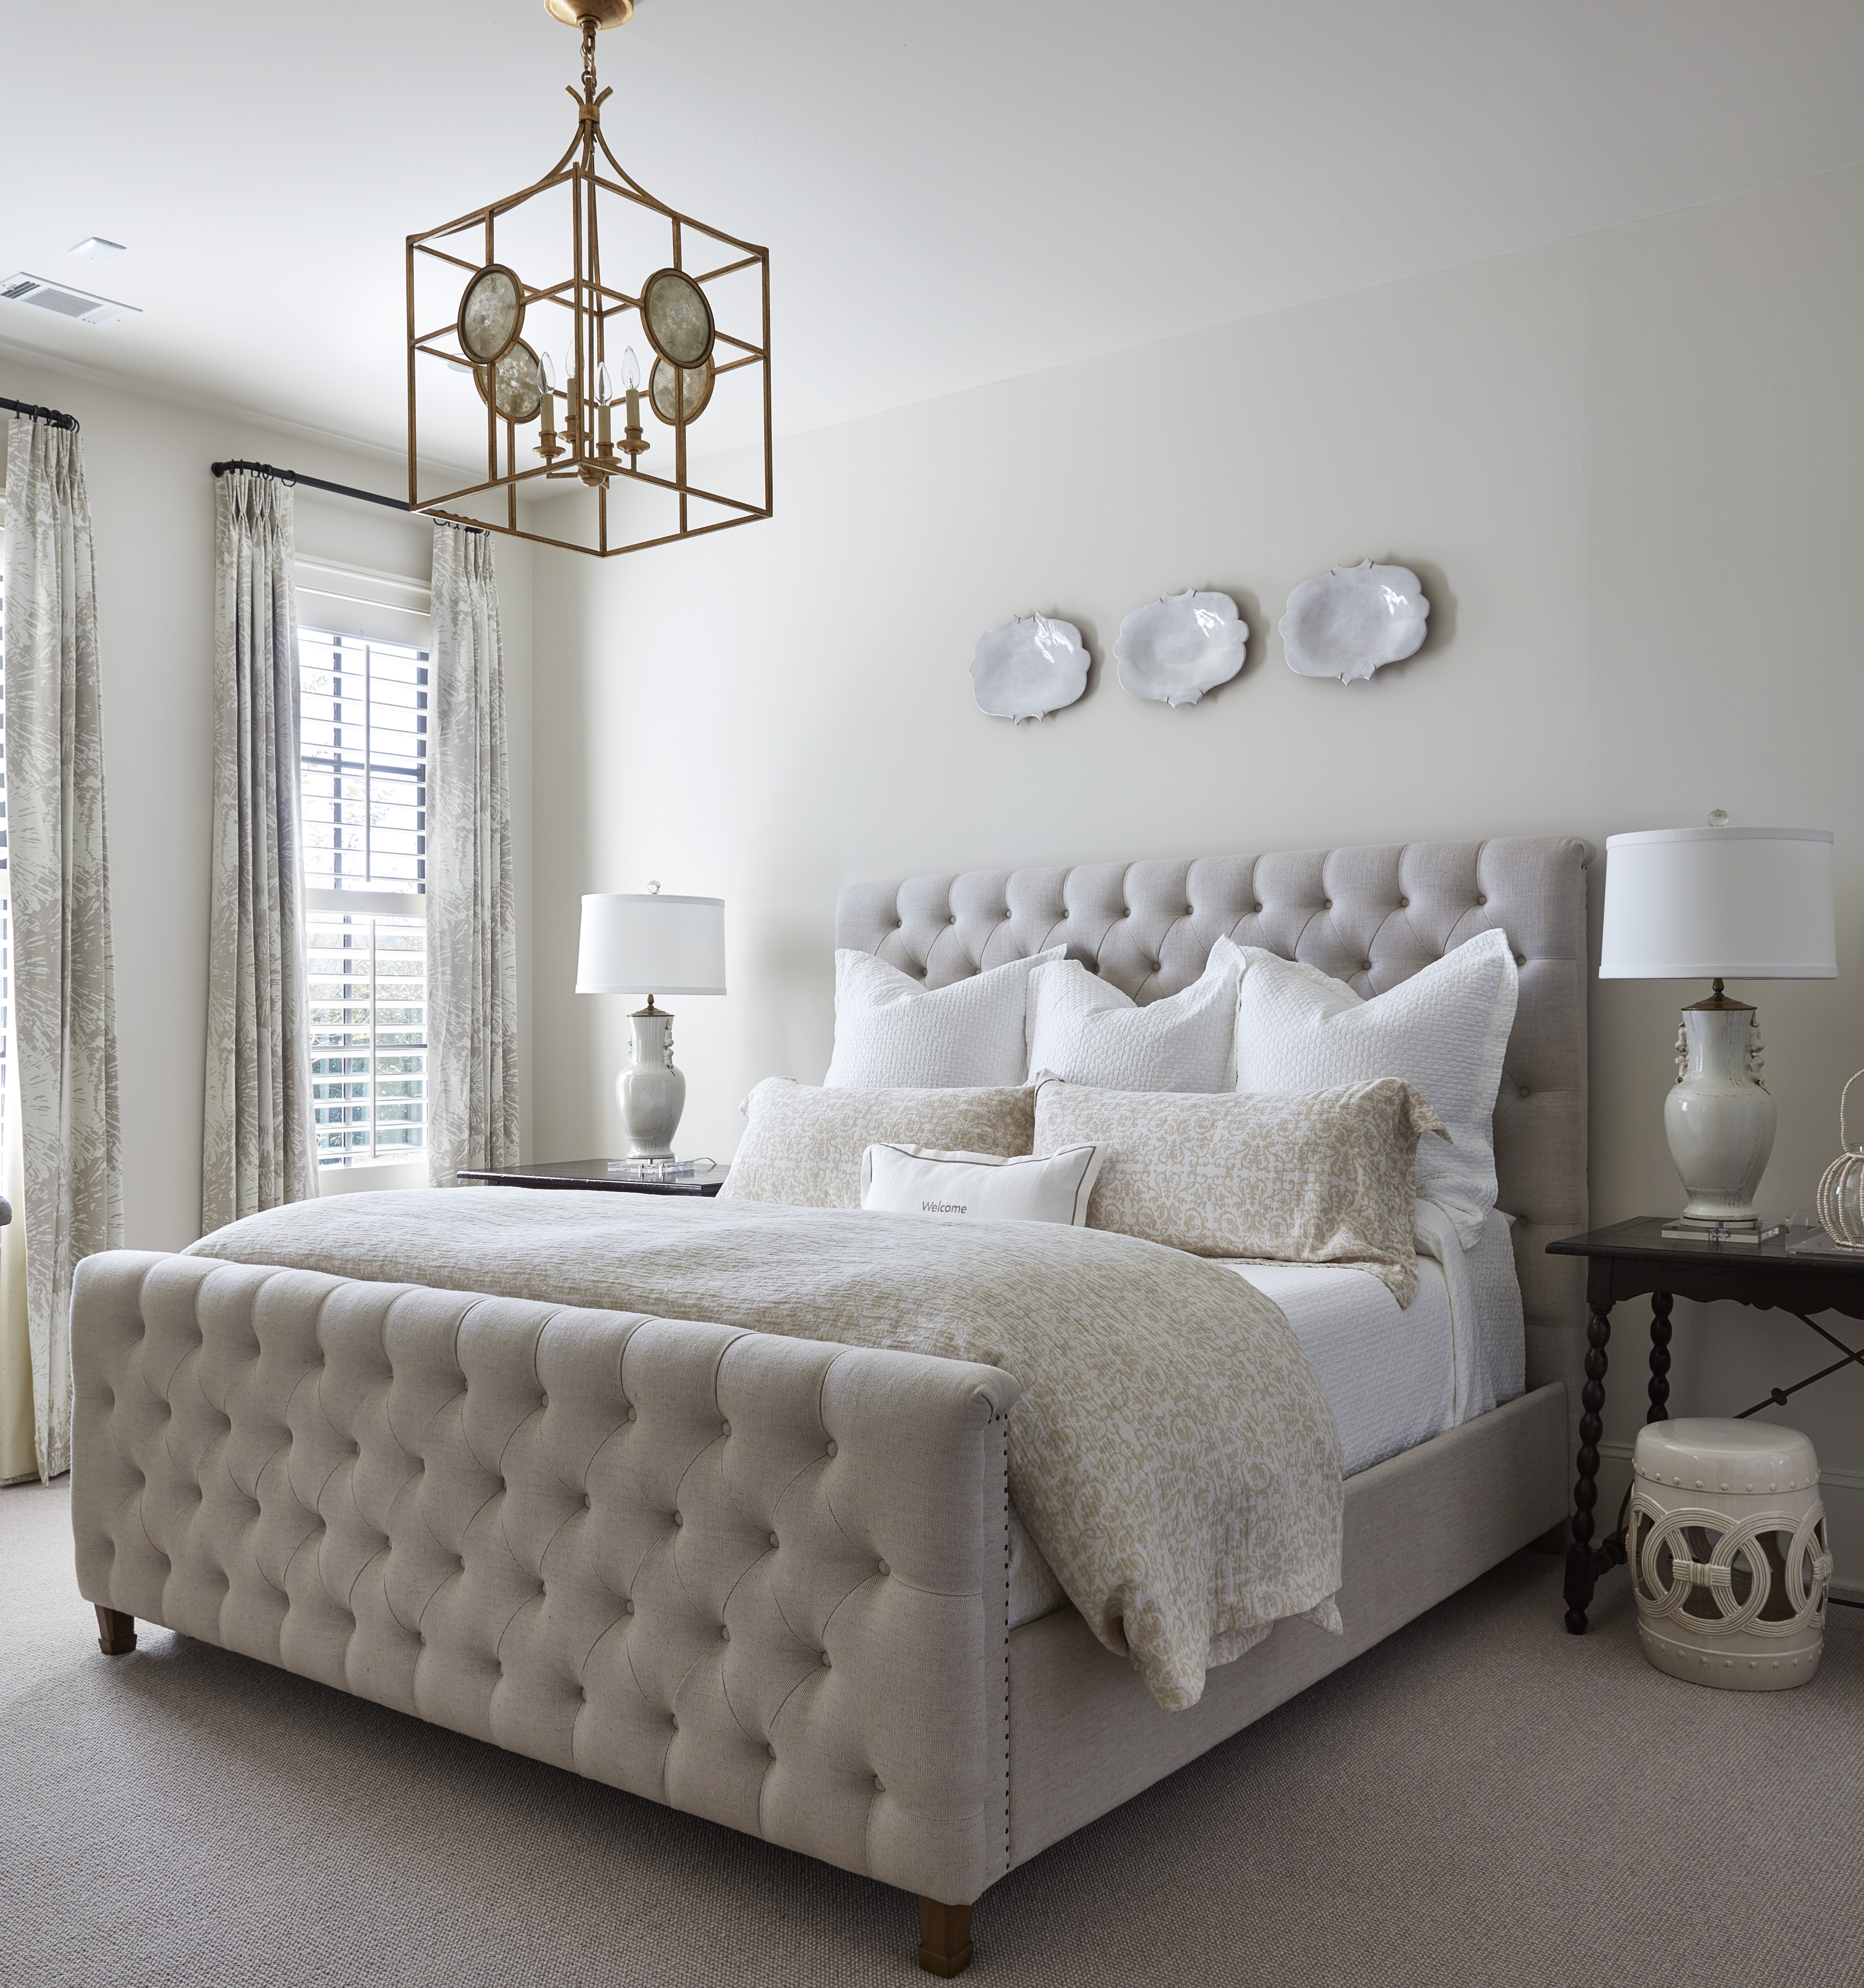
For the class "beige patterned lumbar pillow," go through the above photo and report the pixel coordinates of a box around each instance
[721,1079,1036,1209]
[1033,1073,1449,1305]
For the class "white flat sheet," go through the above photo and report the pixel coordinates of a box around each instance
[1004,1207,1525,1628]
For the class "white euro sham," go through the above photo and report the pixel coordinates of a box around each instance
[1025,937,1245,1092]
[1232,928,1518,1248]
[824,946,1065,1088]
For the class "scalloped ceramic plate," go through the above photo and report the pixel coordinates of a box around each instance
[1280,560,1430,683]
[1113,589,1247,707]
[970,612,1090,724]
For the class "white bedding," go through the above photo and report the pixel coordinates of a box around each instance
[1005,1205,1525,1628]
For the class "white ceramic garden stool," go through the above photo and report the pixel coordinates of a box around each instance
[1627,1417,1831,1691]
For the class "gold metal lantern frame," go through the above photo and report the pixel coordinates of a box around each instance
[406,4,771,557]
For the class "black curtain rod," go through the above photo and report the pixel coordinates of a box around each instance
[211,458,409,513]
[2,395,79,431]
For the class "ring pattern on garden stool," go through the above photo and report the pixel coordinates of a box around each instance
[1628,1418,1830,1691]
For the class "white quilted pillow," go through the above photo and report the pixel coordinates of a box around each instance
[1231,928,1518,1248]
[824,946,1065,1088]
[1026,937,1245,1092]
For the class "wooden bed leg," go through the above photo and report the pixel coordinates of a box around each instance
[95,1606,136,1656]
[917,1897,973,1977]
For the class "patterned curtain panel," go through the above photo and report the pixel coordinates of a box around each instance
[426,522,518,1186]
[202,469,316,1231]
[3,414,123,1482]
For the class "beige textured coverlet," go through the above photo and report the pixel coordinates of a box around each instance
[187,1188,1344,1710]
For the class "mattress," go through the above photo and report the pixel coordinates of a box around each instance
[1004,1205,1526,1628]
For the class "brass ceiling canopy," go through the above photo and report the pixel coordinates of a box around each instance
[543,0,634,24]
[405,0,771,556]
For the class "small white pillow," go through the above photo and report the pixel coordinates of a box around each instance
[1231,928,1518,1249]
[860,1142,1104,1227]
[824,946,1064,1088]
[1027,937,1245,1092]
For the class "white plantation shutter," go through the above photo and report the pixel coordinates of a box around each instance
[299,629,429,1166]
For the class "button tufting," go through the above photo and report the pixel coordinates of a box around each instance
[1398,897,1409,908]
[721,1419,731,1437]
[1360,961,1372,973]
[877,1558,890,1575]
[1515,952,1526,966]
[824,1440,838,1460]
[583,1493,592,1510]
[1476,894,1487,906]
[623,1599,635,1615]
[539,1392,549,1408]
[1251,903,1262,914]
[670,1715,679,1731]
[672,1510,683,1527]
[1519,1086,1530,1099]
[768,1743,778,1760]
[768,1532,780,1549]
[820,1652,832,1669]
[720,1625,731,1642]
[626,1406,637,1422]
[874,1774,886,1793]
[1322,899,1332,910]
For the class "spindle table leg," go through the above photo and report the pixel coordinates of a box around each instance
[1564,1299,1626,1633]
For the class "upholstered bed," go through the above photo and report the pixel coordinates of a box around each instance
[69,834,1589,1976]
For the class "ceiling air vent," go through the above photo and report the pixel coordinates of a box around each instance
[0,274,139,327]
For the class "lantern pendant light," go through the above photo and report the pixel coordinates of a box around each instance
[406,1,772,557]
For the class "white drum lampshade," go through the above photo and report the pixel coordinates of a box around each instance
[575,891,726,1161]
[1599,828,1835,982]
[576,892,727,997]
[1600,824,1836,1235]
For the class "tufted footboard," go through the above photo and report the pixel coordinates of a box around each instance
[70,1251,1019,1959]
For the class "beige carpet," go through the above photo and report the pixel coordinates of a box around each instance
[5,1477,1861,1988]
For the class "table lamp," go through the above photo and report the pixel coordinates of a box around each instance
[575,884,726,1157]
[1600,817,1835,1241]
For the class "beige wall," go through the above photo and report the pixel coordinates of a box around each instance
[0,353,535,1253]
[528,163,1864,1558]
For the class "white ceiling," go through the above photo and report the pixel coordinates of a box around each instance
[4,0,1862,460]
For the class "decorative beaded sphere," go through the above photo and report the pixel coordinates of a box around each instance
[1816,1069,1864,1249]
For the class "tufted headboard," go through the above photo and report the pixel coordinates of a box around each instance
[837,836,1592,1441]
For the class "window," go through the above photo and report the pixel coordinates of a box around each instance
[299,630,428,1167]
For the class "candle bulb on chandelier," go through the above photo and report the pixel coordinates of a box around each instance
[596,360,614,452]
[623,346,642,430]
[536,349,559,457]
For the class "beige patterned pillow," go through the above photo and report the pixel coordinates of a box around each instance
[721,1079,1036,1209]
[1033,1073,1449,1305]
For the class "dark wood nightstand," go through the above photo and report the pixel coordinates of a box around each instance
[1545,1217,1864,1634]
[457,1158,729,1197]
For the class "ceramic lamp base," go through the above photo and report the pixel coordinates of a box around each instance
[1664,1001,1775,1226]
[617,1005,685,1158]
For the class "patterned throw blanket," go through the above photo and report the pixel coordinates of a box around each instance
[187,1189,1344,1710]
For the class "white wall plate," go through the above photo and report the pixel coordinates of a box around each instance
[1113,589,1248,707]
[1280,559,1430,683]
[970,612,1090,724]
